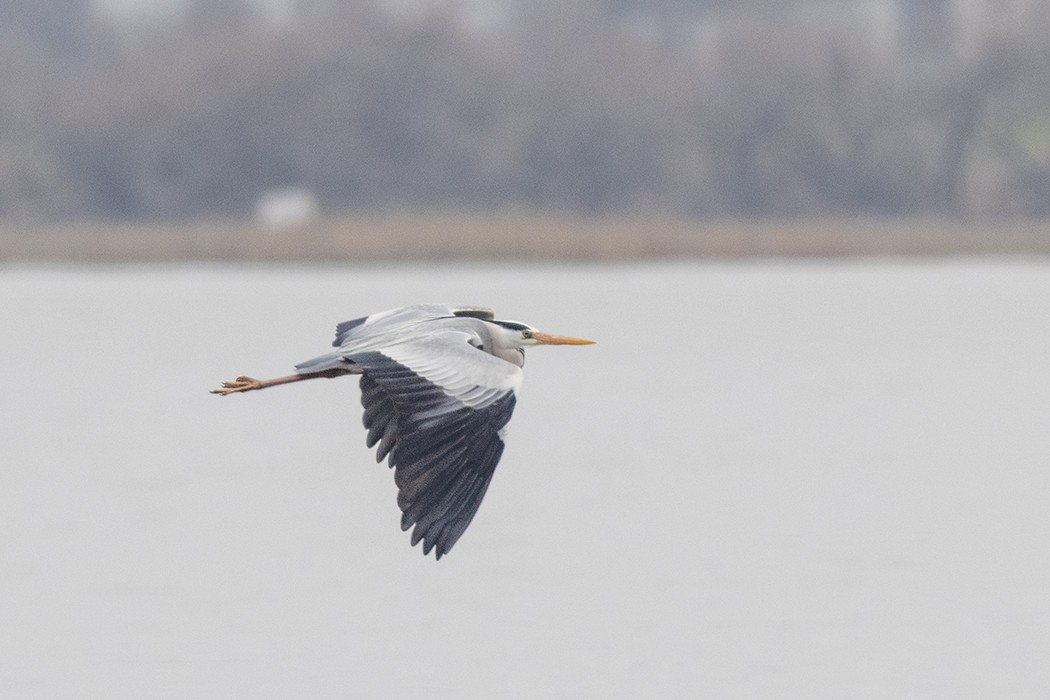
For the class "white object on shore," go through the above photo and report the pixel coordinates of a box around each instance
[253,187,320,229]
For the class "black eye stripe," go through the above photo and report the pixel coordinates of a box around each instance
[491,320,530,331]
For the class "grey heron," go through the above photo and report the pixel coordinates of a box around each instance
[211,304,594,559]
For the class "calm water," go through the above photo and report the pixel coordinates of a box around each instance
[2,261,1049,698]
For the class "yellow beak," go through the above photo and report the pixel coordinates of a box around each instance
[531,332,596,346]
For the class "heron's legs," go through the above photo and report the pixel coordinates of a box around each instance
[211,368,353,395]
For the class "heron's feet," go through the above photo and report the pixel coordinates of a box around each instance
[211,376,262,395]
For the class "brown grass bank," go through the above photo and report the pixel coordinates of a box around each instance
[3,214,1050,263]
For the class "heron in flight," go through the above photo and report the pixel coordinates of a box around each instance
[212,304,594,559]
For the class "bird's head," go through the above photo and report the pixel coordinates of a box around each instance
[489,320,595,349]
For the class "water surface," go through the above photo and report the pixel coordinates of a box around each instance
[2,261,1049,697]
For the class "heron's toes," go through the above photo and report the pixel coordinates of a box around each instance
[210,376,261,395]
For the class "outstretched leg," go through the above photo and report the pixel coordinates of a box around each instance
[211,368,354,395]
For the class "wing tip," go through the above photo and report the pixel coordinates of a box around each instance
[402,516,454,560]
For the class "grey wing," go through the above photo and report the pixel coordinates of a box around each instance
[332,304,494,347]
[298,305,498,375]
[349,337,522,559]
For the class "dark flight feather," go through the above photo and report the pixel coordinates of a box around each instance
[352,350,516,559]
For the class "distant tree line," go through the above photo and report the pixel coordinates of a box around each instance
[3,0,1050,221]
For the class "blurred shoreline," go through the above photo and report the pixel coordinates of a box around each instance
[4,214,1050,263]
